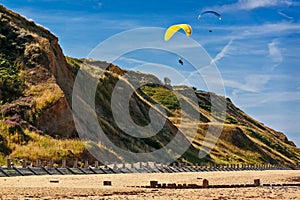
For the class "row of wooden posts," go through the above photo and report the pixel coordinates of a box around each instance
[147,178,262,189]
[4,158,299,170]
[145,178,300,189]
[103,178,300,188]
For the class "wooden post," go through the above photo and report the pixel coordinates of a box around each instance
[94,161,99,168]
[178,162,181,168]
[203,179,209,188]
[139,162,143,169]
[150,180,158,188]
[62,160,66,168]
[103,181,112,186]
[84,160,89,169]
[113,163,117,169]
[49,160,54,168]
[7,158,11,169]
[36,159,41,167]
[21,159,27,168]
[73,160,78,168]
[254,179,260,186]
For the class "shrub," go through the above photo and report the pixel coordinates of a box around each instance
[0,55,25,104]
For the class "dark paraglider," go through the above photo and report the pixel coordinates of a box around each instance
[198,10,222,20]
[198,10,221,33]
[179,58,183,65]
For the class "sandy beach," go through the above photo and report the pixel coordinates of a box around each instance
[0,170,299,199]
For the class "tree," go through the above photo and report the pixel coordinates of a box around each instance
[163,77,171,85]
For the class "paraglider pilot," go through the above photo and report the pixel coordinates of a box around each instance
[179,58,183,65]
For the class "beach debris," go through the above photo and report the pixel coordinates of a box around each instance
[49,179,59,183]
[103,180,112,186]
[254,179,260,186]
[286,176,300,182]
[150,180,158,188]
[202,179,209,188]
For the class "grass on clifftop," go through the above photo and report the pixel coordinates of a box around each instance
[140,85,180,114]
[0,122,85,165]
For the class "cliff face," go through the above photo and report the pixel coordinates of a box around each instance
[0,5,76,138]
[0,5,299,165]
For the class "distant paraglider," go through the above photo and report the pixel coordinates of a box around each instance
[164,24,192,41]
[164,11,222,64]
[198,10,222,21]
[164,25,191,65]
[198,10,222,32]
[178,57,183,65]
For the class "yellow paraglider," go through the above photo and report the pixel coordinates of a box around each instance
[164,24,192,41]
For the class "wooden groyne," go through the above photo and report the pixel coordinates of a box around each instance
[139,179,300,189]
[0,158,299,177]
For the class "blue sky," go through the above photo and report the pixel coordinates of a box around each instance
[2,0,300,146]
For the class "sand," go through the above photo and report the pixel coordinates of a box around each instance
[0,170,299,199]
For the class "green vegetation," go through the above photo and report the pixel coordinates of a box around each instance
[141,85,180,111]
[25,84,63,113]
[65,56,82,75]
[0,122,85,165]
[10,130,84,161]
[246,128,298,160]
[0,55,25,104]
[225,115,238,124]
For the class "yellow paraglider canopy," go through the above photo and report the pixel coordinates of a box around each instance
[164,24,192,41]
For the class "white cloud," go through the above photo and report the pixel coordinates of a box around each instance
[277,10,294,20]
[225,74,272,93]
[210,39,233,65]
[118,57,146,65]
[91,0,102,9]
[231,90,300,108]
[215,0,295,13]
[238,0,293,10]
[194,22,300,49]
[231,22,300,38]
[268,39,283,69]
